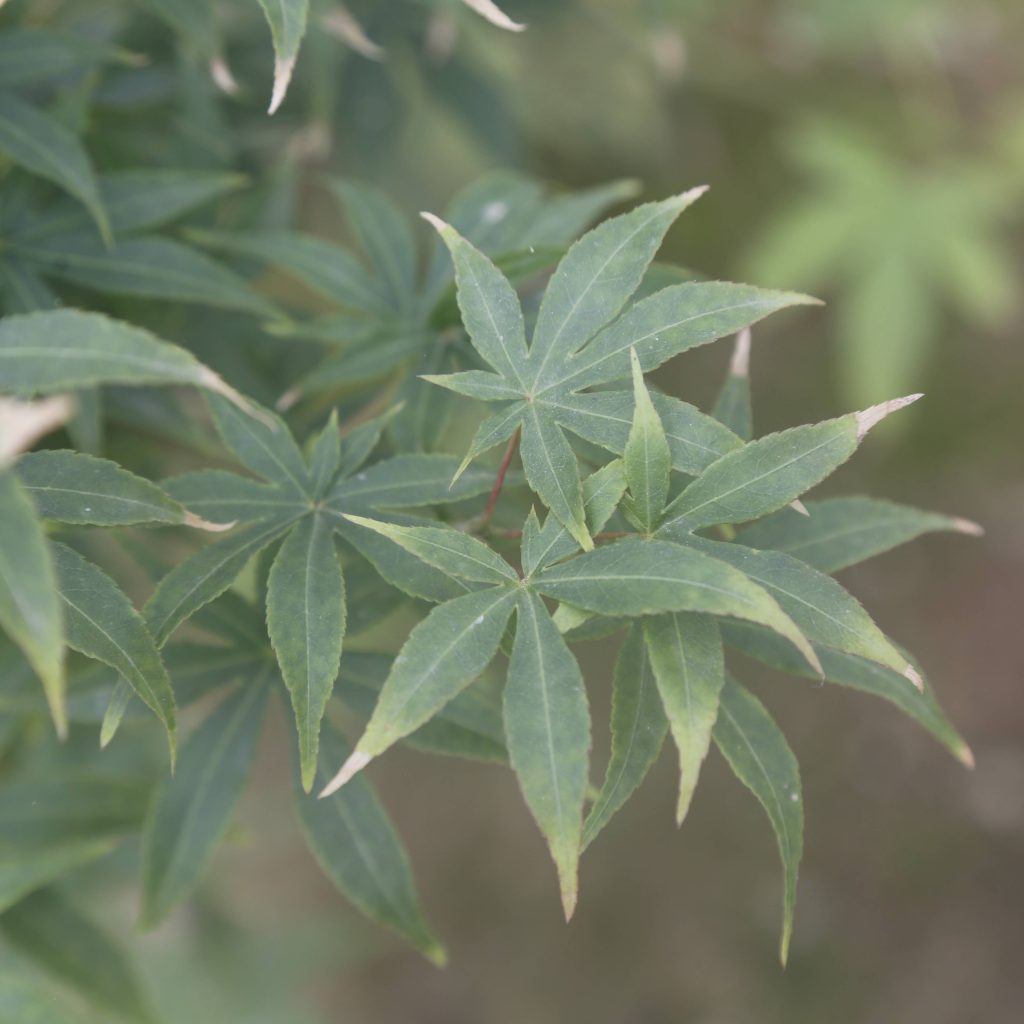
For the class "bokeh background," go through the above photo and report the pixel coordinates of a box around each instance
[3,1,1023,1021]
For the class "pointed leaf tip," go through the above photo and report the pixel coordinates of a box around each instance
[562,887,578,922]
[184,512,237,532]
[730,327,751,377]
[460,0,527,31]
[903,664,925,692]
[319,750,372,798]
[957,742,976,770]
[268,55,297,114]
[209,56,239,95]
[855,394,924,441]
[420,211,448,234]
[953,517,984,537]
[790,499,810,517]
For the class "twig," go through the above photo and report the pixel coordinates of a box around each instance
[479,427,521,529]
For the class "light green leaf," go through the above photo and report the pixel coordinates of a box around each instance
[16,450,186,527]
[267,516,346,792]
[504,591,590,919]
[295,725,446,964]
[256,0,310,113]
[712,328,753,441]
[0,469,64,734]
[452,403,525,480]
[736,496,982,573]
[713,676,802,965]
[320,587,516,794]
[421,370,524,402]
[533,538,820,674]
[163,470,307,523]
[207,394,310,496]
[19,235,275,316]
[330,180,416,312]
[423,214,529,384]
[582,625,666,849]
[342,515,517,585]
[642,613,724,824]
[140,680,269,927]
[549,389,742,476]
[623,348,670,531]
[659,415,861,536]
[0,92,109,243]
[189,228,386,313]
[52,543,176,764]
[560,281,817,390]
[520,403,591,550]
[0,310,261,419]
[528,190,706,388]
[100,678,133,749]
[682,536,919,683]
[144,515,299,646]
[1,888,152,1023]
[722,622,972,767]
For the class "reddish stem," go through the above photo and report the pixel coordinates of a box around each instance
[480,427,521,527]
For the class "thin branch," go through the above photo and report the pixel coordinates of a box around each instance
[479,427,521,528]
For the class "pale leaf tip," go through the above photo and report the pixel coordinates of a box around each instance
[276,386,302,412]
[209,55,239,95]
[461,0,526,31]
[956,742,976,770]
[729,327,751,378]
[790,499,810,517]
[420,211,448,234]
[184,512,237,533]
[560,886,578,922]
[198,367,277,429]
[953,517,984,537]
[268,56,297,115]
[681,184,710,203]
[903,663,925,692]
[855,393,924,441]
[318,750,372,798]
[321,7,386,60]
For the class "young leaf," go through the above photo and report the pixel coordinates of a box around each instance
[140,680,269,927]
[16,450,188,527]
[51,543,177,764]
[623,347,671,531]
[0,310,261,420]
[713,677,802,965]
[256,0,310,113]
[504,591,590,919]
[642,613,724,824]
[0,888,152,1023]
[341,515,517,585]
[144,515,299,646]
[520,403,591,550]
[295,725,446,964]
[0,469,64,734]
[582,625,667,849]
[266,515,346,792]
[423,212,529,385]
[533,537,820,674]
[0,92,109,243]
[736,496,982,573]
[527,190,706,389]
[320,587,516,795]
[712,328,753,440]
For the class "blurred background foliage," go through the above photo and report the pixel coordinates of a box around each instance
[1,0,1022,1021]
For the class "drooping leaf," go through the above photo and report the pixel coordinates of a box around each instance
[266,515,346,792]
[1,888,152,1023]
[736,496,982,573]
[713,676,802,965]
[51,543,176,764]
[722,621,972,766]
[642,613,724,824]
[294,725,446,964]
[16,450,187,527]
[0,469,64,733]
[622,348,671,531]
[504,591,590,919]
[582,625,667,849]
[320,586,516,794]
[533,538,820,673]
[140,680,269,927]
[0,310,260,418]
[0,92,109,243]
